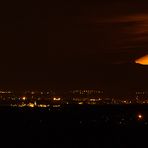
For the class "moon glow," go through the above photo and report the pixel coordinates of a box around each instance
[135,55,148,65]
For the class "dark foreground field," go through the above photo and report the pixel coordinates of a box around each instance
[0,105,148,147]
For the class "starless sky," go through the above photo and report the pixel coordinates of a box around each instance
[0,0,148,89]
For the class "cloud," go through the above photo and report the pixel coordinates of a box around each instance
[90,13,148,52]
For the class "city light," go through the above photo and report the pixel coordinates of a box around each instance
[28,103,35,108]
[137,114,143,120]
[0,89,148,107]
[90,99,96,102]
[38,104,47,108]
[53,105,60,108]
[53,97,61,101]
[31,91,35,95]
[22,97,26,101]
[78,102,83,105]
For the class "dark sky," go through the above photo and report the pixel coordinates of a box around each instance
[0,0,148,90]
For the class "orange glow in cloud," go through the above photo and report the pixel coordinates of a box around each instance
[135,55,148,65]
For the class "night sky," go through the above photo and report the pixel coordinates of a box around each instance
[0,0,148,90]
